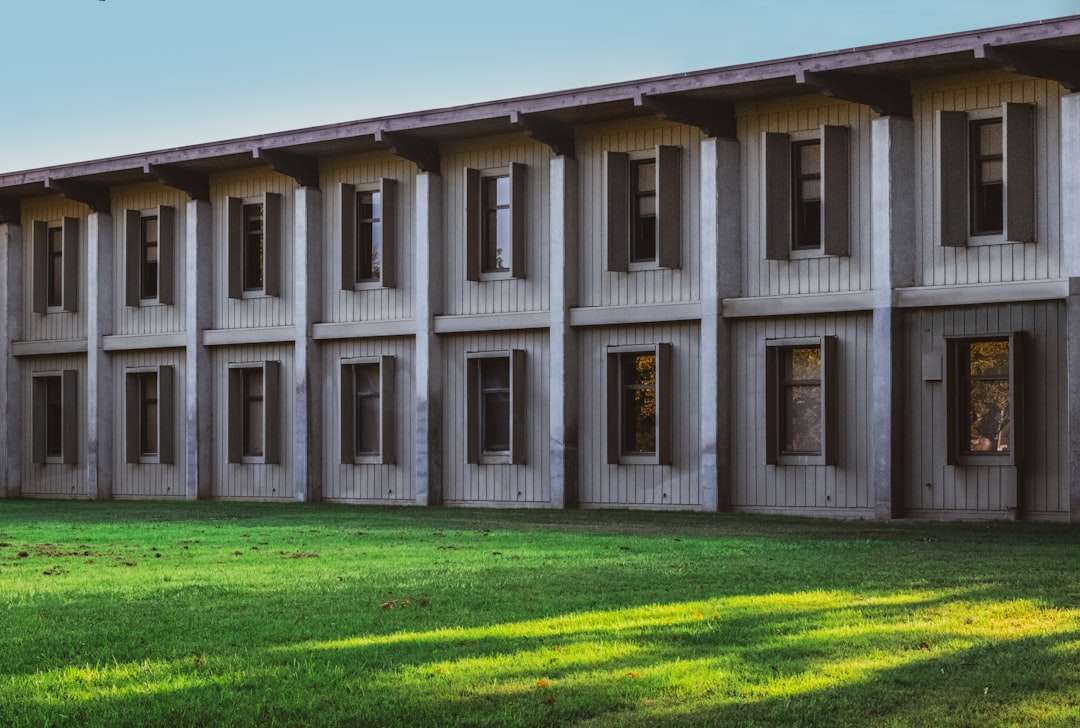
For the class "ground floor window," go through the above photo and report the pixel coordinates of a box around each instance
[466,350,526,464]
[766,336,836,466]
[32,370,77,464]
[606,343,671,465]
[228,361,280,464]
[125,366,175,464]
[340,356,395,464]
[947,334,1021,465]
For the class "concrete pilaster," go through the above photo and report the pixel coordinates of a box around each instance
[185,200,213,499]
[700,137,741,511]
[549,155,578,508]
[1061,93,1080,523]
[292,187,323,502]
[0,223,23,497]
[870,116,915,519]
[86,212,114,500]
[415,172,444,505]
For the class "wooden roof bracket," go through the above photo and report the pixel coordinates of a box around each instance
[253,148,320,189]
[144,163,211,202]
[975,43,1080,91]
[374,130,441,175]
[44,176,111,213]
[509,111,576,158]
[634,93,737,139]
[0,197,20,225]
[795,69,912,118]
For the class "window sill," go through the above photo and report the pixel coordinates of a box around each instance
[775,453,827,467]
[616,453,662,466]
[353,280,387,291]
[477,453,513,465]
[966,233,1016,247]
[478,271,518,282]
[137,455,161,465]
[353,454,390,465]
[240,290,270,300]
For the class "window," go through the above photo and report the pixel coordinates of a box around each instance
[946,335,1022,466]
[766,337,837,466]
[32,218,79,313]
[465,164,525,280]
[227,362,280,464]
[466,350,525,464]
[124,207,175,306]
[764,126,849,259]
[228,194,280,298]
[606,147,680,270]
[340,180,396,289]
[340,356,395,464]
[606,344,671,465]
[938,103,1034,245]
[125,366,175,464]
[32,370,77,464]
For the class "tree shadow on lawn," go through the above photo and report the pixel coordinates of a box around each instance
[5,584,1079,727]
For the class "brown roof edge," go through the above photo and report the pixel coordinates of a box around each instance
[3,14,1079,189]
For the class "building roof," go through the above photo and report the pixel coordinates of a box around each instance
[2,14,1079,218]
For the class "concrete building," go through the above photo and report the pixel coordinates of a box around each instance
[2,17,1080,521]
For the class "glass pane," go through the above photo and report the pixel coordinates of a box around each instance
[48,228,63,307]
[967,340,1009,377]
[966,379,1010,452]
[358,192,376,221]
[978,121,1003,156]
[621,354,657,455]
[356,392,381,455]
[495,175,510,206]
[634,161,656,193]
[142,401,159,455]
[798,142,820,175]
[481,358,510,390]
[45,377,63,457]
[243,369,264,457]
[980,159,1003,184]
[482,391,510,452]
[800,178,820,201]
[786,347,822,381]
[142,217,158,244]
[783,383,822,454]
[244,204,264,290]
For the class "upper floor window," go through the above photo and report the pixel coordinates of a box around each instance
[340,180,396,289]
[228,194,281,298]
[765,336,837,466]
[946,334,1022,466]
[764,127,849,259]
[606,147,681,270]
[465,165,525,280]
[32,218,78,313]
[124,207,175,306]
[938,103,1034,246]
[606,343,672,465]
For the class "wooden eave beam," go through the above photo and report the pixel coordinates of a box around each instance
[796,70,912,118]
[144,163,210,201]
[253,148,320,189]
[634,93,737,139]
[44,177,111,213]
[374,130,440,174]
[0,197,20,225]
[975,43,1080,91]
[509,111,576,157]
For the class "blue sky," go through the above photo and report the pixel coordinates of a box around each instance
[3,0,1078,173]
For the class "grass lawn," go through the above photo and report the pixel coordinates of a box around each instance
[1,500,1078,727]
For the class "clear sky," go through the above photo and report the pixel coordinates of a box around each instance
[3,0,1079,173]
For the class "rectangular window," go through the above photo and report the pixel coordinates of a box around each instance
[228,362,280,464]
[340,180,396,289]
[465,165,525,280]
[32,370,77,464]
[482,175,511,273]
[792,140,822,250]
[947,335,1022,466]
[243,203,264,292]
[606,147,681,270]
[970,119,1003,236]
[124,366,175,464]
[125,207,175,306]
[33,218,79,313]
[764,127,849,259]
[466,350,525,464]
[606,343,671,465]
[766,337,837,466]
[228,195,280,298]
[938,104,1034,246]
[340,356,395,464]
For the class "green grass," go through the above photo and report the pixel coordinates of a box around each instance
[1,501,1079,727]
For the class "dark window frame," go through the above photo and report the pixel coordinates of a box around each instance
[340,180,397,290]
[969,118,1004,236]
[124,366,175,465]
[242,202,265,293]
[946,333,1023,467]
[32,370,77,465]
[605,147,681,271]
[791,139,822,251]
[140,216,159,301]
[227,361,280,465]
[46,226,63,309]
[340,356,396,465]
[765,336,837,466]
[466,350,526,465]
[605,343,672,466]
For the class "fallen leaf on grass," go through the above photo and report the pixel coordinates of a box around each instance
[626,671,640,678]
[919,642,931,650]
[381,601,397,610]
[536,680,550,688]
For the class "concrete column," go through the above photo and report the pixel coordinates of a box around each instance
[414,172,444,505]
[86,212,115,500]
[870,116,915,519]
[1061,93,1080,523]
[549,155,578,508]
[292,187,323,502]
[0,223,23,497]
[700,137,741,512]
[185,199,213,499]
